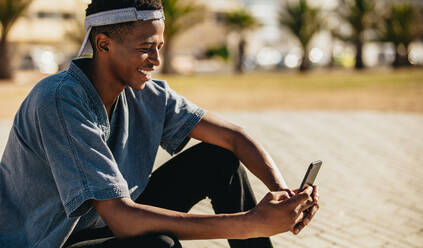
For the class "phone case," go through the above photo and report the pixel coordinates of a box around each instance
[299,160,322,192]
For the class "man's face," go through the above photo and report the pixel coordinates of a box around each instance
[108,19,164,91]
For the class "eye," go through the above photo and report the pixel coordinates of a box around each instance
[136,48,149,53]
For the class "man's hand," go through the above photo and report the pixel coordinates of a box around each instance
[92,186,319,240]
[291,185,319,234]
[276,187,295,197]
[246,186,318,237]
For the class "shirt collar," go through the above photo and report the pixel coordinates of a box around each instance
[67,58,111,138]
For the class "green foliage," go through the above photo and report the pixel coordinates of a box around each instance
[0,0,32,37]
[223,9,260,32]
[279,0,323,49]
[332,0,375,69]
[377,3,422,47]
[0,0,32,79]
[205,45,229,61]
[161,0,206,73]
[222,9,259,73]
[162,0,206,40]
[279,0,323,71]
[335,0,375,42]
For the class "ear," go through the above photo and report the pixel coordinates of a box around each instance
[95,33,111,54]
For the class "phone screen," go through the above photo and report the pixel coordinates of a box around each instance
[299,160,322,192]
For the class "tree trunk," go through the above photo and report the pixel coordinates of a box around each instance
[299,45,310,72]
[403,43,412,67]
[161,38,173,74]
[0,35,12,80]
[299,55,310,71]
[354,39,364,70]
[392,43,411,68]
[236,37,246,73]
[392,44,401,68]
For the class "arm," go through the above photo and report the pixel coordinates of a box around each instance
[92,187,314,239]
[189,112,290,192]
[189,112,320,234]
[94,112,318,239]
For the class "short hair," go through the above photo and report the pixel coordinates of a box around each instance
[86,0,163,55]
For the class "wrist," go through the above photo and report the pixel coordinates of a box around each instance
[243,209,262,238]
[269,184,289,192]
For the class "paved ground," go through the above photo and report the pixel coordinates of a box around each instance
[1,111,422,248]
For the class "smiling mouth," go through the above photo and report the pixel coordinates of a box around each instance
[137,68,153,78]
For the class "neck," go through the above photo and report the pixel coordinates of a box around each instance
[83,58,125,117]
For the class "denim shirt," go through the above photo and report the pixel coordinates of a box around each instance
[0,59,206,248]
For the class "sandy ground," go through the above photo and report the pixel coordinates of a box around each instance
[1,111,422,248]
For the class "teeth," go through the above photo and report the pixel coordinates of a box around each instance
[138,69,152,75]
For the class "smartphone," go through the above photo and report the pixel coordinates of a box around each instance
[299,160,322,192]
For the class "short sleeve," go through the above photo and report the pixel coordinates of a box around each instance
[37,82,130,218]
[160,83,206,155]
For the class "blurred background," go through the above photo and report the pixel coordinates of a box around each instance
[0,0,422,247]
[1,0,423,77]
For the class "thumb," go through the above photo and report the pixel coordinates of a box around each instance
[275,191,290,201]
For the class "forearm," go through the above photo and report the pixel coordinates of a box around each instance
[188,113,289,191]
[232,129,288,191]
[94,198,254,240]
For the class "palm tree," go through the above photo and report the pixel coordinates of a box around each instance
[162,0,206,74]
[279,0,323,71]
[377,3,422,67]
[333,0,375,70]
[0,0,33,79]
[223,9,259,73]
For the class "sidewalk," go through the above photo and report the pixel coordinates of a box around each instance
[1,111,422,248]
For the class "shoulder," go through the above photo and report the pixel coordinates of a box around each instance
[17,71,93,124]
[125,79,170,101]
[40,71,88,98]
[30,71,90,108]
[144,79,169,95]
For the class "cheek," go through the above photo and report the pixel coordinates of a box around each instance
[110,50,149,77]
[127,53,148,66]
[137,53,149,62]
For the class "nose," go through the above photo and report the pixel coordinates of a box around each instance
[147,48,161,67]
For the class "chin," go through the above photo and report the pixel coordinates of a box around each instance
[130,81,147,91]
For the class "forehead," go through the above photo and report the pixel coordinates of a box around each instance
[126,19,164,43]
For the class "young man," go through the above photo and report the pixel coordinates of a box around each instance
[0,1,319,247]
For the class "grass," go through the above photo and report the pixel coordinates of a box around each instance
[162,68,423,112]
[0,68,422,119]
[162,68,422,89]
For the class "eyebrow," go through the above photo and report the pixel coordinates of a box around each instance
[138,41,164,46]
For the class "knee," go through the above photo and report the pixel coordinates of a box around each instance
[198,142,239,170]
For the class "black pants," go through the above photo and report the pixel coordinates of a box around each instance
[64,143,273,248]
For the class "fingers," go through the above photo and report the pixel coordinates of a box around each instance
[292,203,319,235]
[286,189,295,197]
[312,185,319,203]
[292,221,305,235]
[276,191,291,201]
[290,185,320,235]
[268,190,293,202]
[299,200,314,213]
[289,186,313,206]
[263,191,290,202]
[308,204,319,223]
